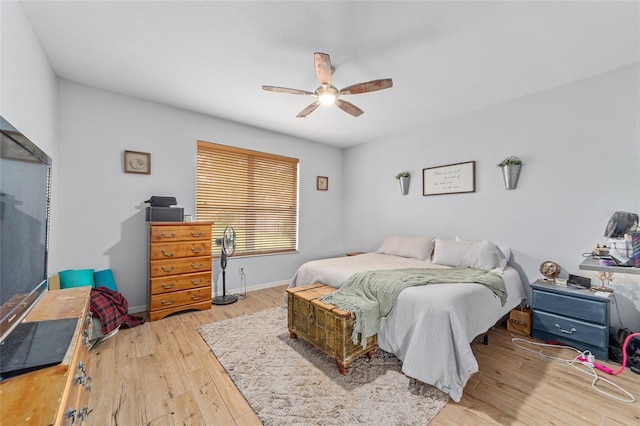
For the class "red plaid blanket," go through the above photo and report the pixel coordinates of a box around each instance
[90,287,144,334]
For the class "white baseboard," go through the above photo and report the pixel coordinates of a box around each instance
[129,305,148,314]
[129,280,289,315]
[233,279,290,295]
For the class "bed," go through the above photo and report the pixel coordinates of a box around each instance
[288,236,526,402]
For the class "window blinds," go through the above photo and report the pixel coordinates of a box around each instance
[196,141,299,256]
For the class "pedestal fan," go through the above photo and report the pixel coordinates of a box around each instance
[212,226,238,305]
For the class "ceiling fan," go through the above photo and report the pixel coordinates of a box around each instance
[262,52,393,118]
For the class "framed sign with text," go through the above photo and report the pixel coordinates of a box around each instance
[422,161,475,196]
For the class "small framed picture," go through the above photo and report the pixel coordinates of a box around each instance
[124,150,151,174]
[317,176,328,191]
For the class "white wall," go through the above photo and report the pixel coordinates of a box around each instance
[56,80,344,310]
[4,1,639,329]
[343,63,640,330]
[0,1,60,272]
[0,2,57,155]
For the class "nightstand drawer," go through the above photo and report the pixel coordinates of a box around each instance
[532,290,607,325]
[532,310,607,348]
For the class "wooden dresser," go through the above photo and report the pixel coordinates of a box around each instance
[148,222,213,321]
[0,286,93,425]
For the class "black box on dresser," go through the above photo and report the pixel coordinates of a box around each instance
[145,206,184,222]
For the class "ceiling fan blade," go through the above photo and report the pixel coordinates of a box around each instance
[314,52,333,86]
[339,78,393,95]
[296,101,321,118]
[262,85,314,95]
[335,99,364,117]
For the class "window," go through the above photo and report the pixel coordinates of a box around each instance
[196,141,299,257]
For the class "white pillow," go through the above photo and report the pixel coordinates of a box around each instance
[455,235,511,270]
[377,235,434,261]
[432,238,504,271]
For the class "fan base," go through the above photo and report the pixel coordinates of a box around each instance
[212,294,238,305]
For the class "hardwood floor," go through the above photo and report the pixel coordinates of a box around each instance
[89,285,640,425]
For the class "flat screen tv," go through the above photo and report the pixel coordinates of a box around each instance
[0,116,51,344]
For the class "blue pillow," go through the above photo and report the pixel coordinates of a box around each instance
[94,269,118,292]
[59,269,95,289]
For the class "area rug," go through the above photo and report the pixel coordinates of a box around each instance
[198,306,448,425]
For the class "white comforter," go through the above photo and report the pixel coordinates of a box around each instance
[288,252,525,402]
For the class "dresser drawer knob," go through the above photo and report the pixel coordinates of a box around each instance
[190,262,204,269]
[191,293,203,301]
[161,249,175,257]
[79,406,90,422]
[191,231,204,237]
[161,282,176,289]
[555,323,577,335]
[65,409,76,422]
[191,278,203,285]
[161,298,176,306]
[74,374,85,385]
[161,265,176,273]
[161,231,176,238]
[191,246,205,253]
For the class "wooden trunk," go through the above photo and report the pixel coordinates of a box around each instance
[286,283,377,374]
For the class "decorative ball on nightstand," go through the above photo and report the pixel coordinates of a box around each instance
[539,260,560,283]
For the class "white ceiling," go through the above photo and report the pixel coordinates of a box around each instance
[19,1,639,148]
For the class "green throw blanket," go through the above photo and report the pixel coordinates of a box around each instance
[318,268,507,348]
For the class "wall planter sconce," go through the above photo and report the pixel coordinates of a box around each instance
[395,171,410,195]
[497,156,522,190]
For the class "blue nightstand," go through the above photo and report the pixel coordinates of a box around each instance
[530,281,610,360]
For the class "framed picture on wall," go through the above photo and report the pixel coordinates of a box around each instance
[423,161,475,196]
[124,150,151,174]
[317,176,328,191]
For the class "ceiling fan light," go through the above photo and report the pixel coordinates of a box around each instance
[318,93,336,105]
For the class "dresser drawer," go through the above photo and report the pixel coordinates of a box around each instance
[149,256,211,278]
[149,224,211,243]
[532,290,607,325]
[532,310,607,348]
[150,272,211,295]
[150,287,212,311]
[149,241,211,260]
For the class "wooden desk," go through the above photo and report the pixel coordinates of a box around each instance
[0,286,92,425]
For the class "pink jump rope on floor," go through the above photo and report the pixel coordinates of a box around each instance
[577,332,640,375]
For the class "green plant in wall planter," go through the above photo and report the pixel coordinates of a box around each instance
[497,156,522,189]
[395,171,411,195]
